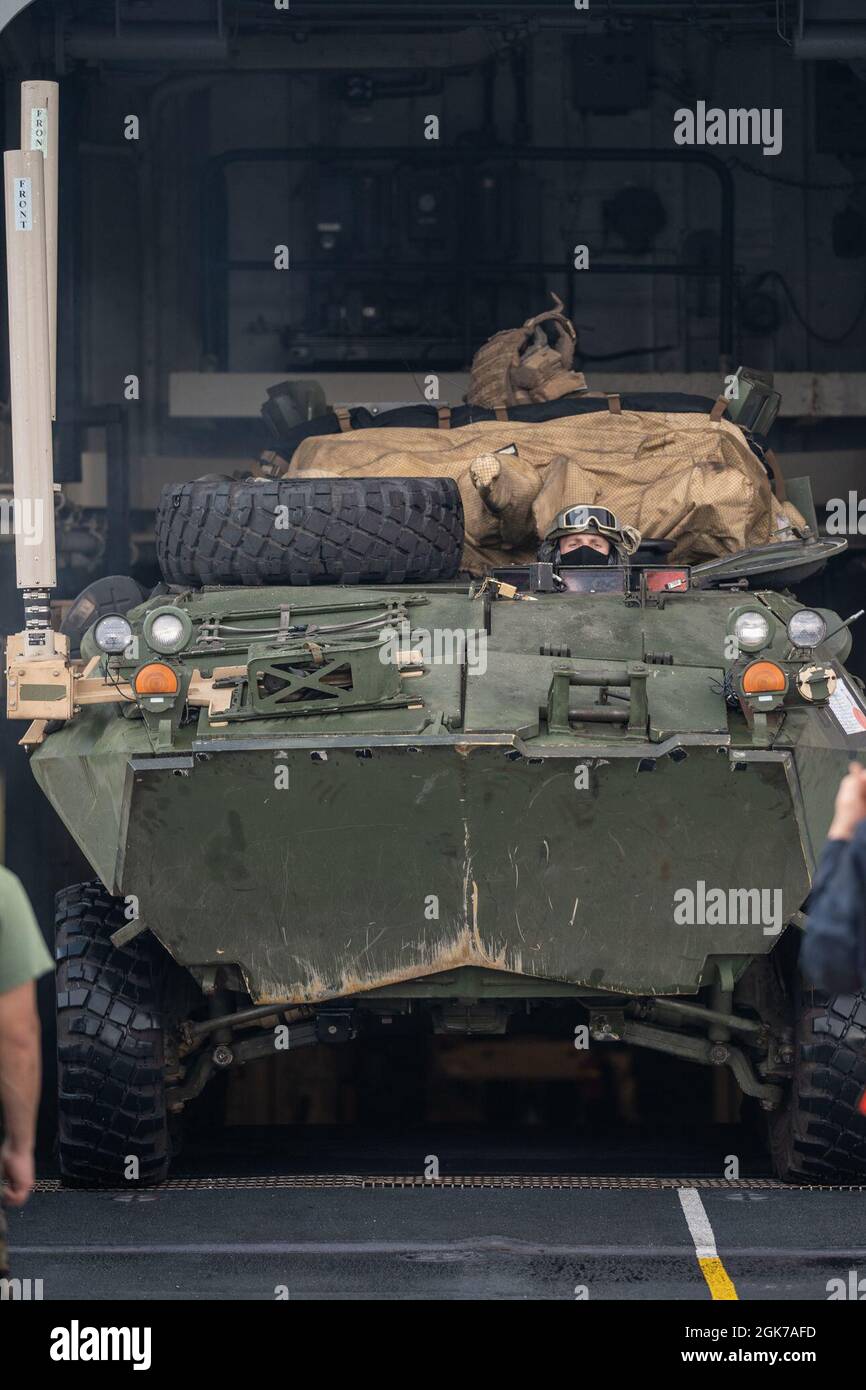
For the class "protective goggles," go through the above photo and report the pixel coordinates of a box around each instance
[556,506,620,533]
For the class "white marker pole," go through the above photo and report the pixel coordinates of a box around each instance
[21,80,59,419]
[5,147,57,656]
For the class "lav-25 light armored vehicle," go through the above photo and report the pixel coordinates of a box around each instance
[9,411,865,1187]
[4,81,865,1186]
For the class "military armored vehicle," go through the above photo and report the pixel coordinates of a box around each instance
[5,82,865,1188]
[7,432,864,1186]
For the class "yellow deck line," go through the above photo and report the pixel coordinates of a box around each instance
[679,1188,739,1300]
[698,1255,739,1300]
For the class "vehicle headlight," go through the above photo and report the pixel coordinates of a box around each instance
[93,614,134,655]
[144,606,192,654]
[786,609,827,649]
[733,610,771,652]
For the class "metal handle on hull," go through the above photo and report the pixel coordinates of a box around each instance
[547,662,650,736]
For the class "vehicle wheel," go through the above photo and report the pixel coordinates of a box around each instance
[59,575,145,658]
[154,475,464,587]
[769,985,866,1182]
[55,881,170,1186]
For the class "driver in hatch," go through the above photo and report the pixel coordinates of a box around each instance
[537,506,688,594]
[537,506,641,583]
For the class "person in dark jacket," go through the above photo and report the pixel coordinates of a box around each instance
[800,761,866,992]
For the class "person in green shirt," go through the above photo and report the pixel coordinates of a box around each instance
[0,866,53,1277]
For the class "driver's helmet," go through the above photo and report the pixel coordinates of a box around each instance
[538,504,641,566]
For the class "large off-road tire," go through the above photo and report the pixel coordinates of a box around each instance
[770,985,866,1183]
[55,882,170,1186]
[154,475,464,588]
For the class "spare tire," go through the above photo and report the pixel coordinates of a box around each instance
[155,476,464,588]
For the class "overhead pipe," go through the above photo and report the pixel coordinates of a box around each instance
[61,26,503,69]
[62,26,229,64]
[793,26,866,57]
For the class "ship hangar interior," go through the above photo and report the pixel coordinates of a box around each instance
[2,0,866,1172]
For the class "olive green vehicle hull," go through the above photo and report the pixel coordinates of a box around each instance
[31,583,864,1007]
[32,736,813,1003]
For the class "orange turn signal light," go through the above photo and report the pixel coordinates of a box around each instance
[741,660,787,695]
[134,662,179,696]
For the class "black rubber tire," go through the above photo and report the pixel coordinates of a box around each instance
[59,575,145,658]
[55,881,170,1187]
[770,985,866,1182]
[154,475,464,588]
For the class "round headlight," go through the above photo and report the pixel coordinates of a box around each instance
[93,614,133,655]
[742,659,788,696]
[144,607,192,654]
[787,609,827,649]
[733,610,771,652]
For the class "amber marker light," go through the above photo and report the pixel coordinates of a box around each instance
[741,660,787,695]
[133,663,179,697]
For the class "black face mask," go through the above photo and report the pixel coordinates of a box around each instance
[557,541,612,567]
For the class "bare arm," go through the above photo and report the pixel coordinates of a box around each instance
[0,980,41,1207]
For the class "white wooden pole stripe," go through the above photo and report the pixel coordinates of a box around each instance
[4,148,57,602]
[21,80,58,419]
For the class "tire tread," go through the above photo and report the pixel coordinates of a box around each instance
[55,881,169,1186]
[155,476,464,588]
[771,988,866,1182]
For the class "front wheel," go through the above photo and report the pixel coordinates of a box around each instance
[769,986,866,1183]
[55,882,170,1186]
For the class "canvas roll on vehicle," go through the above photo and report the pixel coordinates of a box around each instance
[4,89,865,1187]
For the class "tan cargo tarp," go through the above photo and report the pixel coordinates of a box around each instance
[287,409,806,574]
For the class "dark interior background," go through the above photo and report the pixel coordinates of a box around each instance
[1,0,865,1156]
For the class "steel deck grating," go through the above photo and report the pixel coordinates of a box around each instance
[33,1174,866,1192]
